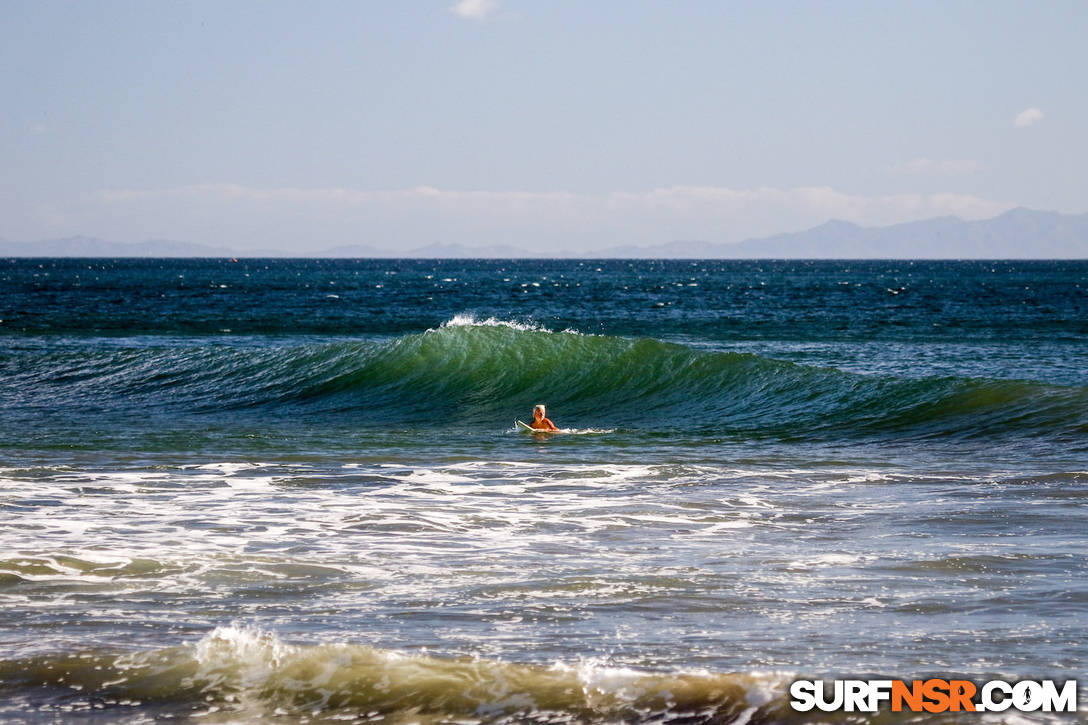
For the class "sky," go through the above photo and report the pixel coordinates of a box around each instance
[1,0,1085,254]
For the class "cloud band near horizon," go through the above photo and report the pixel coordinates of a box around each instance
[90,183,1014,252]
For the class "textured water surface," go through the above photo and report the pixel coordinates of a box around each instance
[1,259,1086,723]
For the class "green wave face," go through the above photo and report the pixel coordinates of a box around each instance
[4,320,1086,439]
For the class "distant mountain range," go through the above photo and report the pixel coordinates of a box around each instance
[3,208,1086,258]
[0,236,232,258]
[606,208,1088,259]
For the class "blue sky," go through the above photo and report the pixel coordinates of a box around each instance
[1,0,1084,253]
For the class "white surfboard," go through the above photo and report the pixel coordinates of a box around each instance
[516,419,559,433]
[515,420,613,435]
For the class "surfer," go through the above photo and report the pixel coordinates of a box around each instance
[529,404,559,431]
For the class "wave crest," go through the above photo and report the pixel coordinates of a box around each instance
[0,625,794,723]
[440,313,563,334]
[5,319,1086,439]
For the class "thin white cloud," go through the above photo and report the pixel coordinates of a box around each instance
[450,0,500,21]
[94,183,1013,252]
[97,184,578,212]
[1014,107,1044,128]
[892,157,981,176]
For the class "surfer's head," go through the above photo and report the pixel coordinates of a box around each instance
[533,404,545,419]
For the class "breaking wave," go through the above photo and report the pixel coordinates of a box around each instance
[4,316,1086,439]
[0,625,794,723]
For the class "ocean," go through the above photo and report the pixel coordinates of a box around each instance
[1,257,1086,723]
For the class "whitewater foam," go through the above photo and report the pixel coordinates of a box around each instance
[3,453,1085,707]
[441,314,554,333]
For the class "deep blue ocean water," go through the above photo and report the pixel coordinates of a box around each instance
[1,258,1086,723]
